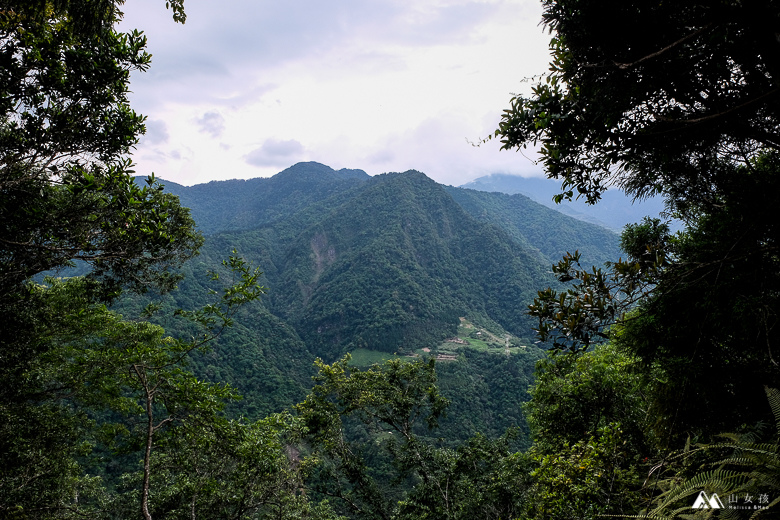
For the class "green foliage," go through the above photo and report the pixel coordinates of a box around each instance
[158,164,620,363]
[643,388,780,519]
[495,0,780,207]
[505,0,780,448]
[142,413,341,519]
[613,156,780,438]
[125,165,575,484]
[518,345,658,520]
[0,5,204,510]
[348,348,398,367]
[435,347,543,445]
[0,0,201,298]
[195,169,573,359]
[493,0,780,517]
[525,344,651,454]
[296,357,532,520]
[394,431,532,520]
[0,0,583,516]
[157,162,370,235]
[528,217,671,351]
[526,423,642,520]
[446,185,622,268]
[0,253,276,518]
[298,355,449,443]
[529,154,780,438]
[296,356,449,519]
[186,311,315,421]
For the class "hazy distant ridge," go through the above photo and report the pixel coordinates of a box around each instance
[460,172,668,231]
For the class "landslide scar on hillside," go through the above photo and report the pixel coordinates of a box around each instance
[310,232,336,284]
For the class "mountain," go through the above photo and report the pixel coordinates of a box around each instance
[141,162,622,441]
[460,172,670,231]
[266,170,553,358]
[158,162,370,235]
[158,163,620,359]
[446,186,621,268]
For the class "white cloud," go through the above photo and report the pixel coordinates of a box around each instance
[139,119,170,145]
[196,111,226,138]
[367,149,396,165]
[245,138,306,167]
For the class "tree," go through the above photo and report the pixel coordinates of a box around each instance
[525,423,641,520]
[0,1,342,518]
[527,218,670,352]
[503,0,780,441]
[0,0,201,415]
[642,388,780,519]
[0,253,253,511]
[519,345,656,520]
[296,356,449,520]
[525,344,651,454]
[496,0,780,210]
[0,0,197,298]
[0,1,208,515]
[296,356,530,520]
[148,413,343,520]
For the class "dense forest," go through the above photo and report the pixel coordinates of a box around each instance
[136,161,618,441]
[2,0,780,519]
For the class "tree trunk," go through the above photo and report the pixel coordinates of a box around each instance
[137,366,154,520]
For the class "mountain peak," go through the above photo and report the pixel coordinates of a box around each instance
[276,162,369,182]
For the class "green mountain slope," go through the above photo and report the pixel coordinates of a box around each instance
[260,170,555,359]
[171,165,621,362]
[446,186,621,268]
[460,172,668,231]
[156,162,370,235]
[144,162,622,440]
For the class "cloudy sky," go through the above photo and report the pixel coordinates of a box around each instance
[119,0,551,186]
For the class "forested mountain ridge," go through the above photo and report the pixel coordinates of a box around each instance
[268,169,550,358]
[128,161,621,437]
[446,186,621,268]
[153,162,621,363]
[158,162,371,235]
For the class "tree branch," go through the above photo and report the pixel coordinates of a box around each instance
[613,24,715,70]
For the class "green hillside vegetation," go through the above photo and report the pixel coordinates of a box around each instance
[347,348,398,366]
[157,162,370,235]
[162,164,618,366]
[446,186,622,268]
[117,162,615,462]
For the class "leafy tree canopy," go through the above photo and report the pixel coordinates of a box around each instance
[497,0,780,210]
[0,0,199,298]
[296,356,530,520]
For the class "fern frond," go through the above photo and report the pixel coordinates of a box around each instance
[765,387,780,434]
[652,469,746,511]
[644,390,780,519]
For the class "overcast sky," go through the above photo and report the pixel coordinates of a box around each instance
[119,0,551,186]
